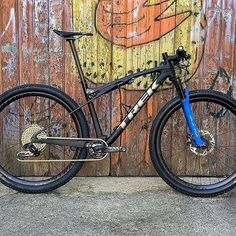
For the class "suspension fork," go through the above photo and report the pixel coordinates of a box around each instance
[172,77,206,147]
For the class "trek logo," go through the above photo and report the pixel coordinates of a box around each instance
[119,80,160,129]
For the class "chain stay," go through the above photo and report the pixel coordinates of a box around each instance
[17,137,126,163]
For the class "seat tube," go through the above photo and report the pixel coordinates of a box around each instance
[68,39,104,138]
[68,40,88,92]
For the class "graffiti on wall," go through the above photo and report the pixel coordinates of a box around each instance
[71,0,234,93]
[0,0,235,177]
[0,0,234,92]
[72,0,207,89]
[96,0,192,48]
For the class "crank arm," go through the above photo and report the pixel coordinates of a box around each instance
[33,137,106,148]
[103,146,126,153]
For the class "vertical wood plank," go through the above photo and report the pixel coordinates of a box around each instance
[33,0,49,84]
[18,0,35,176]
[19,0,34,85]
[0,0,236,177]
[1,0,20,175]
[1,0,19,90]
[73,0,111,176]
[32,0,50,176]
[48,0,66,175]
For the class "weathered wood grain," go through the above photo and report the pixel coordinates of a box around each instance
[1,0,20,176]
[0,0,236,177]
[72,0,111,176]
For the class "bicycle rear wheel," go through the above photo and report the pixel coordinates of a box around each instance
[150,90,236,197]
[0,84,89,193]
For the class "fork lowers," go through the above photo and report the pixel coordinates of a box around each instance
[181,88,206,147]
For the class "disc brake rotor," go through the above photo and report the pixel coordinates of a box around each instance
[189,130,215,156]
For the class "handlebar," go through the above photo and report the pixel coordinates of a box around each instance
[162,46,191,64]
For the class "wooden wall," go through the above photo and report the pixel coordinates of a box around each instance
[0,0,236,176]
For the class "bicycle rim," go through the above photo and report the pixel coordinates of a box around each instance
[0,89,84,186]
[157,93,236,192]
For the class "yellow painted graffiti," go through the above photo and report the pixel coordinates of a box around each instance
[73,0,205,90]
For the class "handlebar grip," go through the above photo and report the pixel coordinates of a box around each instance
[84,33,93,36]
[186,54,191,60]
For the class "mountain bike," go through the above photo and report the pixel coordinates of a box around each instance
[0,29,235,197]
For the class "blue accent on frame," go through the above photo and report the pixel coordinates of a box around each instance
[182,88,206,146]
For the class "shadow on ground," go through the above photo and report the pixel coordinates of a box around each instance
[0,177,235,236]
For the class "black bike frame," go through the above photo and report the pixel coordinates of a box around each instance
[68,39,184,146]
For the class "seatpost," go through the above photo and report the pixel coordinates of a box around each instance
[68,39,89,92]
[68,39,104,138]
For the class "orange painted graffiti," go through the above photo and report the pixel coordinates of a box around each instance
[96,0,192,47]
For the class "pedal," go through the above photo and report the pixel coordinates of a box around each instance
[105,146,126,153]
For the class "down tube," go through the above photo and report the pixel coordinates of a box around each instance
[106,75,166,146]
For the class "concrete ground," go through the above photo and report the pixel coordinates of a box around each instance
[0,178,235,236]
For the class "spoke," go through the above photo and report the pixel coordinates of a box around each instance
[0,94,81,180]
[0,142,22,170]
[160,100,236,187]
[2,145,21,170]
[35,116,50,124]
[28,97,37,111]
[1,142,21,152]
[19,102,26,114]
[216,145,236,150]
[161,145,188,158]
[214,146,233,160]
[8,108,21,121]
[3,127,20,133]
[214,129,236,137]
[51,162,65,173]
[212,146,235,174]
[3,161,16,173]
[2,118,19,129]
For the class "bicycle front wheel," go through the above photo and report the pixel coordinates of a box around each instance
[0,84,89,193]
[150,90,236,197]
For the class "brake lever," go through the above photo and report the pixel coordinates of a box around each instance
[185,54,191,61]
[176,46,191,62]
